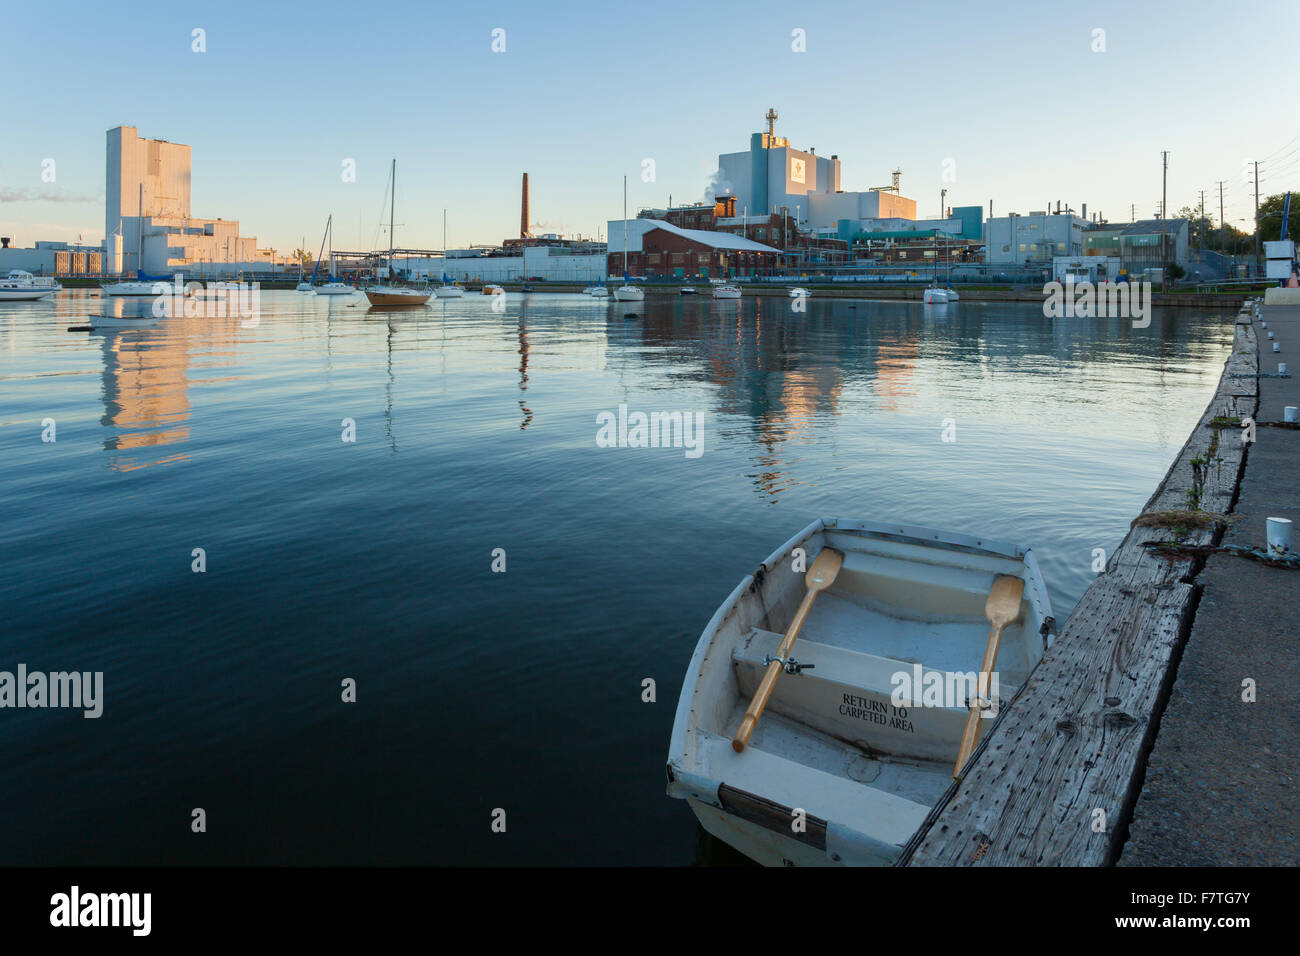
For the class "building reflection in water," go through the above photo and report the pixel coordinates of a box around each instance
[97,324,193,472]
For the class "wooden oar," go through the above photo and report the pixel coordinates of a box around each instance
[953,573,1024,779]
[732,547,844,753]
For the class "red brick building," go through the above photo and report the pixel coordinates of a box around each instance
[608,220,781,279]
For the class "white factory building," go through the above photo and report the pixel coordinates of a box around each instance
[397,246,606,283]
[984,212,1087,265]
[105,126,280,275]
[715,110,918,234]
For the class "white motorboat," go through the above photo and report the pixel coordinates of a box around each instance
[0,270,61,301]
[713,284,742,300]
[482,284,505,296]
[101,280,159,297]
[315,282,354,296]
[296,281,314,292]
[789,287,811,298]
[434,285,465,298]
[364,160,431,308]
[667,517,1052,867]
[923,287,951,304]
[588,285,609,298]
[680,287,697,295]
[614,285,644,302]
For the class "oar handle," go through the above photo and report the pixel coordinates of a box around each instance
[732,590,817,752]
[952,621,1008,778]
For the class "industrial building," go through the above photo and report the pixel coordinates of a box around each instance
[606,218,781,279]
[984,211,1088,265]
[1084,219,1190,272]
[715,110,919,236]
[104,126,279,274]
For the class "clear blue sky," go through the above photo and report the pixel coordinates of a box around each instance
[2,0,1297,252]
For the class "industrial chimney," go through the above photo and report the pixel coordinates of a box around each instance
[0,237,9,248]
[521,173,530,240]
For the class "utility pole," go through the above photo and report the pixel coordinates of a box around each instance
[1217,180,1226,257]
[1161,150,1168,288]
[1253,160,1261,277]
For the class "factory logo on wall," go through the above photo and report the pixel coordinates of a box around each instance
[790,157,806,184]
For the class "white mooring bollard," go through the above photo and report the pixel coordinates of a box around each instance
[1285,406,1299,423]
[1267,517,1294,556]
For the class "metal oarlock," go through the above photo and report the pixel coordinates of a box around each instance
[763,654,815,675]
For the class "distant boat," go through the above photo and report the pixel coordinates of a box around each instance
[588,285,609,298]
[923,287,950,304]
[666,517,1052,867]
[0,270,61,301]
[789,287,811,298]
[482,284,505,296]
[680,286,697,295]
[364,160,431,308]
[613,175,644,302]
[101,279,158,297]
[434,284,465,298]
[296,281,314,292]
[296,233,313,291]
[88,313,159,329]
[309,214,353,293]
[944,288,960,301]
[713,284,742,300]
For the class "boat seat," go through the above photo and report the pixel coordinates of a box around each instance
[733,628,1002,763]
[696,731,929,861]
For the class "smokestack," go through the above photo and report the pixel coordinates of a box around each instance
[0,237,9,248]
[1082,203,1087,220]
[521,173,530,240]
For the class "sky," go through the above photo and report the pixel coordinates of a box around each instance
[2,0,1298,254]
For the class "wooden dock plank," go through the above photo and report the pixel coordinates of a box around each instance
[900,312,1258,867]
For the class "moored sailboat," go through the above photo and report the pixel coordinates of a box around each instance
[365,159,431,308]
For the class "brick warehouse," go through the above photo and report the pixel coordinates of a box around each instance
[607,219,781,279]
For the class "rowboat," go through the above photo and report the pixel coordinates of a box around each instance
[666,517,1053,866]
[88,313,160,329]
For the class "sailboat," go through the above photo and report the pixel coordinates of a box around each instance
[314,215,353,295]
[613,176,644,302]
[434,209,465,297]
[295,235,313,291]
[365,159,431,307]
[102,206,157,296]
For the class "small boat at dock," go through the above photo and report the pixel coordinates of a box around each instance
[680,286,696,295]
[482,284,505,296]
[713,284,741,299]
[923,286,950,304]
[667,517,1052,866]
[315,281,354,296]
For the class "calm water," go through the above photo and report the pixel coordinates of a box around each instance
[0,289,1231,865]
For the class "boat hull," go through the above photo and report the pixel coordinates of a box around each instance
[434,287,465,298]
[0,288,60,301]
[613,286,644,301]
[364,289,431,307]
[666,517,1053,866]
[315,285,354,295]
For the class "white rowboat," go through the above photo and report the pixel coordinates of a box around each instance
[666,517,1052,867]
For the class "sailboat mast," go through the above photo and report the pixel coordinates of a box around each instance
[389,159,396,278]
[623,175,628,276]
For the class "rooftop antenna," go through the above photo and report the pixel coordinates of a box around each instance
[765,107,778,140]
[892,168,901,193]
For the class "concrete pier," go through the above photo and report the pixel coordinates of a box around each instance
[1120,302,1300,866]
